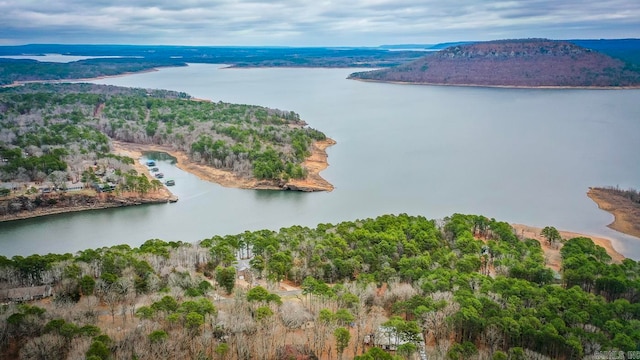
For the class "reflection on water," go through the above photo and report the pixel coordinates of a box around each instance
[253,189,306,202]
[143,151,177,164]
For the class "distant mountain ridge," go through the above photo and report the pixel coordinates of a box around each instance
[349,39,640,88]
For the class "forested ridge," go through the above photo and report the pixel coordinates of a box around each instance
[1,213,638,359]
[0,83,326,190]
[349,39,640,88]
[0,58,187,86]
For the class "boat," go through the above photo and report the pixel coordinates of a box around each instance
[165,179,175,186]
[146,160,156,167]
[151,167,159,172]
[155,173,164,179]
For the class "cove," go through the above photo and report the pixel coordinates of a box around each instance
[1,64,639,258]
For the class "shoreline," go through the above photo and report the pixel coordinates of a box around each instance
[1,68,161,88]
[511,223,625,272]
[0,190,177,223]
[0,195,174,223]
[111,138,336,192]
[348,77,640,90]
[284,138,336,191]
[587,187,640,239]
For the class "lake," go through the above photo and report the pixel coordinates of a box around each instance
[1,63,639,258]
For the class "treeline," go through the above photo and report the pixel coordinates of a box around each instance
[595,186,640,205]
[0,83,327,185]
[0,44,427,76]
[0,58,187,86]
[1,213,638,359]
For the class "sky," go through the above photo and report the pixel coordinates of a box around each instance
[1,0,639,46]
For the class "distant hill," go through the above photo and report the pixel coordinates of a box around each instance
[0,44,426,81]
[349,39,640,88]
[377,42,474,51]
[425,41,475,50]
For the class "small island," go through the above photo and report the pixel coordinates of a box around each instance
[349,39,640,88]
[0,83,333,221]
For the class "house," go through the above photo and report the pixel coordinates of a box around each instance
[93,183,116,192]
[235,259,253,283]
[62,181,84,192]
[0,182,20,191]
[365,326,428,359]
[365,326,411,351]
[0,285,53,303]
[0,182,20,195]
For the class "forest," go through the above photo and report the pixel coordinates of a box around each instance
[0,83,326,187]
[348,39,640,87]
[1,213,638,359]
[0,58,187,86]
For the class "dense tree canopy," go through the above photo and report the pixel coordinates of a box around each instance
[0,83,327,186]
[1,213,639,359]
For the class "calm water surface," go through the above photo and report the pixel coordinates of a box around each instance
[1,64,639,257]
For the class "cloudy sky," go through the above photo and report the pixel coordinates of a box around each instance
[1,0,638,46]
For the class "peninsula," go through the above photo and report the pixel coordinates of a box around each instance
[588,186,640,239]
[348,39,640,88]
[110,138,335,192]
[0,83,333,221]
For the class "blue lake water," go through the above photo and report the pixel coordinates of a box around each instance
[1,63,639,258]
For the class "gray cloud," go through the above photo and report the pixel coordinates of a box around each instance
[0,0,638,45]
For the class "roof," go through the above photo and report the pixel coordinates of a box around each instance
[0,285,53,302]
[373,326,412,347]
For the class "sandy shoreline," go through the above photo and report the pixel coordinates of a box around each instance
[587,187,640,239]
[285,138,336,191]
[112,138,335,192]
[511,223,625,272]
